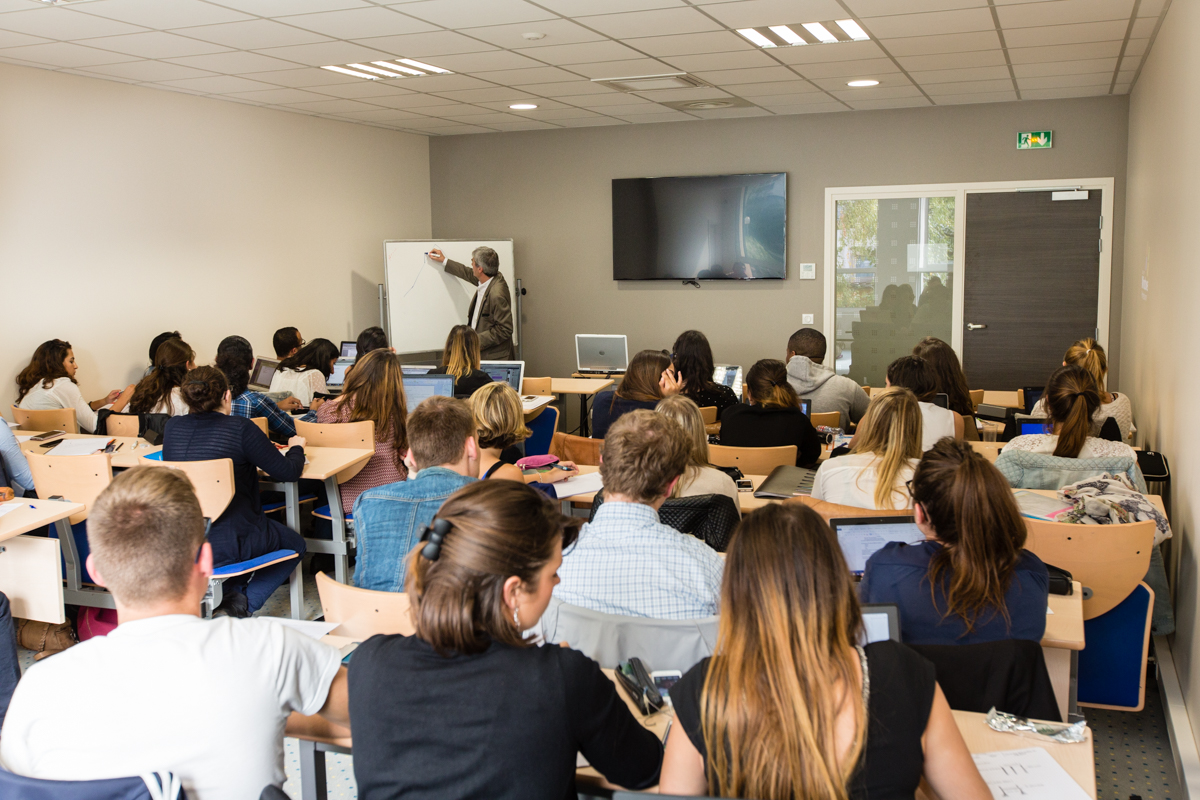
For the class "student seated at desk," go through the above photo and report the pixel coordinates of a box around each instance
[1032,338,1135,441]
[469,381,578,484]
[660,503,990,800]
[1003,365,1137,461]
[352,396,479,593]
[0,467,348,800]
[720,359,822,466]
[0,421,33,498]
[886,355,963,450]
[785,327,869,431]
[315,349,410,510]
[269,338,338,407]
[673,329,738,416]
[428,325,493,398]
[591,349,683,440]
[15,339,134,434]
[216,336,299,438]
[556,410,723,619]
[861,440,1049,646]
[128,337,195,417]
[144,330,181,377]
[353,325,392,367]
[349,480,662,800]
[913,337,980,441]
[163,367,307,617]
[273,326,303,359]
[811,387,921,510]
[655,395,740,512]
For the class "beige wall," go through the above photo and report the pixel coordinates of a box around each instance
[1122,0,1200,743]
[0,62,430,409]
[429,97,1129,394]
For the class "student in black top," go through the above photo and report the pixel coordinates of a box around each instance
[353,326,391,365]
[591,349,683,439]
[660,503,989,800]
[348,480,662,799]
[162,366,307,617]
[913,336,980,441]
[719,359,821,466]
[672,330,738,417]
[429,325,493,398]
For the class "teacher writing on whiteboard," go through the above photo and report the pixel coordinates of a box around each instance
[428,247,516,360]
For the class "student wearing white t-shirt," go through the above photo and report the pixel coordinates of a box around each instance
[268,338,339,407]
[884,355,963,451]
[15,339,134,433]
[0,466,348,800]
[127,337,195,418]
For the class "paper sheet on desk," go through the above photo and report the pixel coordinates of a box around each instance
[0,502,25,520]
[972,747,1090,800]
[48,438,113,456]
[271,618,340,641]
[554,471,604,498]
[16,435,34,443]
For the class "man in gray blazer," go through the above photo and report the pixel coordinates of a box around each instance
[427,246,516,360]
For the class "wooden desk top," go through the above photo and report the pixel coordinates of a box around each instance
[0,498,85,543]
[551,378,614,395]
[19,431,160,469]
[951,709,1095,798]
[1044,581,1085,650]
[969,440,1005,463]
[296,447,374,482]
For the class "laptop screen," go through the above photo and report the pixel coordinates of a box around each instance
[713,365,743,396]
[340,341,357,359]
[576,334,628,372]
[1020,419,1052,436]
[800,399,811,418]
[1022,387,1044,415]
[481,361,523,392]
[250,358,279,389]
[327,358,354,387]
[831,517,924,575]
[404,374,456,412]
[402,365,434,376]
[860,604,901,644]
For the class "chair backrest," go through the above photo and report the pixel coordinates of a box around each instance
[697,406,717,425]
[540,596,718,672]
[146,457,236,521]
[104,414,140,438]
[550,431,602,466]
[316,570,415,638]
[250,417,269,436]
[26,452,112,524]
[810,411,840,429]
[0,767,188,800]
[969,389,985,409]
[1023,517,1155,619]
[1078,581,1154,711]
[522,377,553,396]
[590,491,740,552]
[708,444,796,475]
[861,385,871,396]
[908,639,1060,721]
[295,419,376,484]
[525,405,559,457]
[12,406,78,434]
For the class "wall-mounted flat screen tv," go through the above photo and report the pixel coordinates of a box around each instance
[612,172,786,281]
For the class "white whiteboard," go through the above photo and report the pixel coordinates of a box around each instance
[384,239,516,355]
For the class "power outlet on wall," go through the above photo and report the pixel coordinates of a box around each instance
[802,314,814,324]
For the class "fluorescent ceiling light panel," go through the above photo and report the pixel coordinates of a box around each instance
[802,22,838,44]
[321,65,379,80]
[374,61,426,76]
[847,79,880,87]
[350,63,405,78]
[836,19,870,41]
[737,28,776,48]
[768,25,806,45]
[509,103,538,110]
[397,58,452,75]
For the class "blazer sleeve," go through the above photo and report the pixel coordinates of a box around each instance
[242,419,305,482]
[477,276,514,352]
[443,258,480,286]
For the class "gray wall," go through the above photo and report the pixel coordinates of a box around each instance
[429,96,1129,400]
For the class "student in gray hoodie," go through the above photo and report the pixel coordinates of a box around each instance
[784,328,870,430]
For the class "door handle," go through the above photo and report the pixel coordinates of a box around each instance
[966,323,987,331]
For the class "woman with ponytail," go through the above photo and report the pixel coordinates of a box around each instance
[1007,365,1136,460]
[1032,338,1135,441]
[660,503,989,799]
[719,359,821,465]
[861,439,1049,645]
[347,480,663,799]
[127,337,195,416]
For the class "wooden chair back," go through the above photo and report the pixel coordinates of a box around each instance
[810,411,840,429]
[861,386,871,396]
[105,415,140,438]
[146,457,236,521]
[26,452,112,524]
[969,389,985,410]
[697,406,718,425]
[12,406,78,434]
[296,419,376,484]
[316,571,415,638]
[250,417,269,436]
[522,377,553,396]
[708,444,797,475]
[550,432,602,466]
[1023,518,1155,620]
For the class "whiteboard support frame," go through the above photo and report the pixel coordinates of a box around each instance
[515,279,524,362]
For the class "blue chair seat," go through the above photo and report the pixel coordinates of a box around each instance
[262,494,317,513]
[312,505,352,522]
[0,767,187,800]
[1078,582,1154,710]
[213,549,300,578]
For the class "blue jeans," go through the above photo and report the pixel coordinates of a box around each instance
[222,519,307,613]
[0,591,21,728]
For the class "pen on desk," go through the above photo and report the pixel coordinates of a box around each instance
[113,443,123,453]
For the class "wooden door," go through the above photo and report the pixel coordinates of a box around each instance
[962,191,1102,390]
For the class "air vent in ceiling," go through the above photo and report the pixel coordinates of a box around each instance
[591,73,710,92]
[661,97,755,112]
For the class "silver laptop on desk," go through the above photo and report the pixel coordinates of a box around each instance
[576,334,628,374]
[249,357,280,392]
[481,361,524,393]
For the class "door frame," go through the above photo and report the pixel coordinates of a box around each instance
[823,177,1115,365]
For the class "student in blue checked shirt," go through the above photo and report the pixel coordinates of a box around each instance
[215,335,301,440]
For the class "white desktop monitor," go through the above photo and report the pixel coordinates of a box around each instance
[713,364,743,397]
[326,357,354,388]
[340,341,357,359]
[829,516,924,576]
[404,374,456,413]
[249,357,280,391]
[576,334,629,373]
[480,361,524,393]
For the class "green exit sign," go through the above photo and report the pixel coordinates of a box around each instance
[1018,130,1053,149]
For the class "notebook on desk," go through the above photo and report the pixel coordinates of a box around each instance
[752,465,817,499]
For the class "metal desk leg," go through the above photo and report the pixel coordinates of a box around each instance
[289,558,304,620]
[326,477,349,584]
[579,393,590,438]
[284,481,300,533]
[56,519,80,595]
[1068,650,1080,721]
[298,739,327,800]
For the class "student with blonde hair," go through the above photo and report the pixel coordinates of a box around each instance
[655,395,740,511]
[469,381,577,484]
[719,359,821,466]
[430,325,493,398]
[811,387,922,509]
[1032,338,1134,441]
[659,503,989,800]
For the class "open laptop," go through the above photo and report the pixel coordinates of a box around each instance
[481,360,524,393]
[712,364,743,397]
[404,374,456,412]
[1018,417,1052,436]
[576,334,629,374]
[860,604,901,644]
[249,357,280,392]
[340,341,357,359]
[829,516,925,576]
[326,357,354,391]
[402,365,435,376]
[800,399,811,418]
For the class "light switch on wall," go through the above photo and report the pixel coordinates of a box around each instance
[802,314,814,324]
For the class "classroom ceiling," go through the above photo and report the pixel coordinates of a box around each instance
[0,0,1167,136]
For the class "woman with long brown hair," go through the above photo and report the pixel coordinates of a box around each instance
[861,439,1050,644]
[1032,338,1134,440]
[590,348,683,439]
[912,336,979,440]
[314,349,410,510]
[127,337,196,416]
[1005,365,1136,461]
[16,339,134,433]
[719,359,821,465]
[671,329,738,416]
[430,325,493,398]
[660,503,989,799]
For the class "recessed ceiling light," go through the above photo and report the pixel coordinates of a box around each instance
[684,100,735,109]
[397,58,453,75]
[521,32,546,41]
[737,21,870,48]
[349,63,404,78]
[321,65,380,80]
[847,79,880,87]
[836,19,871,41]
[374,61,425,76]
[736,28,776,48]
[509,103,538,110]
[802,22,839,44]
[321,59,454,81]
[768,25,805,45]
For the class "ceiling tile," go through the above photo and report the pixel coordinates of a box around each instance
[423,49,543,73]
[907,64,1011,84]
[330,107,433,120]
[609,110,694,122]
[691,65,797,85]
[1012,57,1119,78]
[0,41,137,67]
[282,97,383,112]
[394,0,556,28]
[0,7,149,39]
[433,86,541,102]
[83,31,231,58]
[766,101,847,114]
[475,65,581,84]
[0,30,49,49]
[285,7,438,39]
[732,79,820,96]
[514,79,618,96]
[556,115,626,126]
[0,0,47,10]
[463,18,605,49]
[845,96,931,110]
[1137,0,1168,15]
[896,49,1007,71]
[1002,20,1129,48]
[157,74,280,93]
[168,50,302,74]
[535,0,683,14]
[660,49,777,72]
[578,8,722,39]
[213,0,371,14]
[425,104,496,117]
[485,120,562,130]
[861,7,996,38]
[625,31,755,57]
[687,106,772,119]
[1018,71,1115,90]
[555,91,653,106]
[225,87,333,104]
[769,40,885,65]
[81,59,217,82]
[239,66,359,87]
[76,0,252,30]
[879,30,1001,56]
[177,20,333,50]
[1130,17,1157,37]
[391,73,494,91]
[368,92,461,108]
[567,57,675,79]
[505,106,601,119]
[512,40,643,65]
[420,124,496,134]
[930,89,1019,105]
[354,30,497,57]
[748,90,826,105]
[1122,38,1149,57]
[821,80,920,95]
[849,0,988,15]
[476,97,570,110]
[305,79,414,97]
[796,57,899,79]
[633,86,732,101]
[912,77,1013,93]
[997,0,1134,28]
[454,112,529,123]
[254,40,396,67]
[1007,40,1122,63]
[1020,85,1109,99]
[697,0,847,28]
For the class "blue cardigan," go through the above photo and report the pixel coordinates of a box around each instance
[860,540,1049,646]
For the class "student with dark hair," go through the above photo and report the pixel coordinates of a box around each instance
[146,331,181,374]
[912,337,979,440]
[591,349,683,439]
[16,339,134,433]
[162,366,307,616]
[216,336,299,438]
[353,326,391,366]
[784,328,869,430]
[429,325,493,398]
[349,480,661,799]
[273,327,303,359]
[128,338,196,417]
[269,338,339,407]
[861,439,1049,645]
[886,355,963,450]
[720,359,821,466]
[671,330,738,417]
[1002,365,1136,461]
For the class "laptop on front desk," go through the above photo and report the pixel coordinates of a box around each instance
[576,334,629,374]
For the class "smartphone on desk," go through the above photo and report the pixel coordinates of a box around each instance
[30,430,65,442]
[736,478,753,492]
[651,670,683,706]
